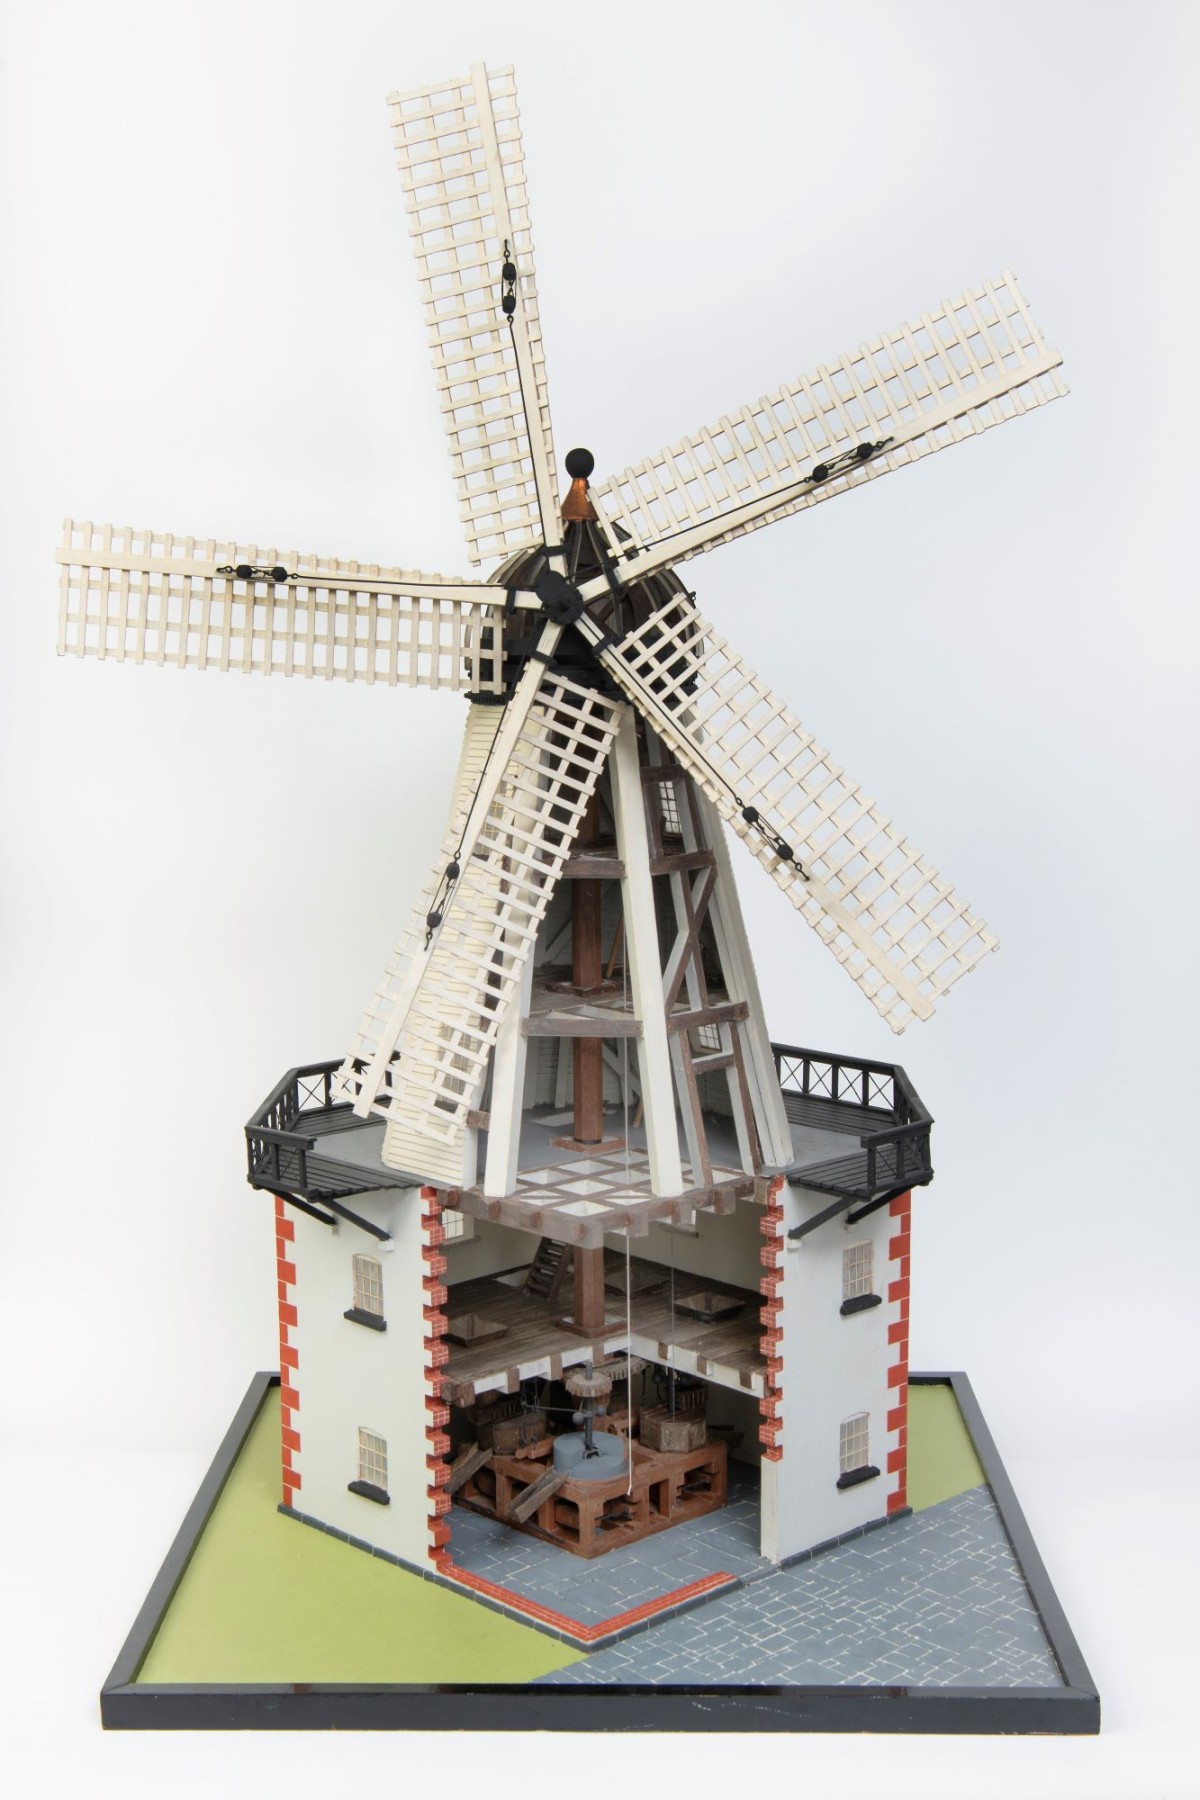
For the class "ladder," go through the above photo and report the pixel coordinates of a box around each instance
[523,1238,573,1307]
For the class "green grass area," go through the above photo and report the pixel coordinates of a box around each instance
[137,1390,582,1685]
[906,1381,986,1513]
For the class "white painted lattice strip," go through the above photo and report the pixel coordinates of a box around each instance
[589,272,1065,570]
[597,596,997,1033]
[56,521,510,693]
[388,63,557,567]
[338,671,622,1150]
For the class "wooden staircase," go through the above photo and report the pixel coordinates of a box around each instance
[523,1237,573,1307]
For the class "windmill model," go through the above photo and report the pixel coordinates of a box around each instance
[58,66,1065,1581]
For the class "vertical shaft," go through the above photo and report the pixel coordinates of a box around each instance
[573,1245,606,1333]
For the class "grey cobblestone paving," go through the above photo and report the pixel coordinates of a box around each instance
[446,1466,768,1627]
[533,1485,1062,1687]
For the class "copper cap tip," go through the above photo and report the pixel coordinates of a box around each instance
[560,446,598,522]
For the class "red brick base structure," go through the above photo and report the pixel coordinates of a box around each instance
[420,1187,453,1564]
[757,1175,785,1463]
[275,1197,301,1508]
[885,1189,912,1515]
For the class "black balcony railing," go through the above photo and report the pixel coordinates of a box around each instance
[771,1042,933,1203]
[245,1061,410,1203]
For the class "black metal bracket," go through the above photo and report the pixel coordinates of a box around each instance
[499,243,518,316]
[217,563,291,584]
[740,806,808,879]
[846,1186,913,1226]
[809,437,895,485]
[786,1193,854,1241]
[534,566,585,624]
[264,1189,337,1229]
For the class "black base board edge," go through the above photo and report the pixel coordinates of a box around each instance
[99,1370,1100,1735]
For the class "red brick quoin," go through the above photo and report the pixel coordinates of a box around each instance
[275,1196,301,1507]
[885,1189,912,1514]
[757,1175,785,1463]
[421,1187,452,1563]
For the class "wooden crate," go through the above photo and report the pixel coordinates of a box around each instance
[639,1404,709,1453]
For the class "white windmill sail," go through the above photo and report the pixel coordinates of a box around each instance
[588,272,1066,583]
[56,520,521,693]
[576,592,996,1034]
[388,63,558,567]
[337,644,623,1184]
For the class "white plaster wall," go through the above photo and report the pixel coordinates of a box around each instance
[288,1186,432,1567]
[761,1184,898,1562]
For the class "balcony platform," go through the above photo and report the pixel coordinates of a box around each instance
[246,1045,933,1245]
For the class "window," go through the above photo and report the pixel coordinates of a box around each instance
[840,1242,881,1316]
[659,779,683,838]
[837,1412,879,1490]
[345,1255,386,1330]
[349,1428,390,1504]
[441,1207,475,1245]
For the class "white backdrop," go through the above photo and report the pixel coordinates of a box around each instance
[1,1,1197,1792]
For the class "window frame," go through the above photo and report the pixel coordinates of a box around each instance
[837,1410,880,1490]
[344,1253,387,1330]
[349,1427,390,1505]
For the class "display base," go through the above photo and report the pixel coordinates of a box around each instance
[100,1371,1099,1733]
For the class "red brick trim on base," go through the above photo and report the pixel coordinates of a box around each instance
[274,1198,300,1505]
[885,1189,912,1514]
[757,1176,785,1463]
[438,1561,736,1645]
[421,1187,451,1561]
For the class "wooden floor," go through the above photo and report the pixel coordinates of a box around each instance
[441,1254,765,1408]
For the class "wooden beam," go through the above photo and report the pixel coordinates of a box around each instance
[447,1442,493,1495]
[505,1464,570,1525]
[523,1013,642,1039]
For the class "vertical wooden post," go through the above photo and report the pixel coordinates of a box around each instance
[573,1245,607,1333]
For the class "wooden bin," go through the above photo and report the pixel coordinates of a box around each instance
[639,1404,709,1453]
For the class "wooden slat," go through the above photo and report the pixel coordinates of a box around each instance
[585,592,996,1034]
[338,662,623,1173]
[504,1463,569,1524]
[56,520,510,693]
[586,272,1066,576]
[387,63,558,565]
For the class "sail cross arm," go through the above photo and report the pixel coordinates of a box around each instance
[586,272,1065,582]
[575,594,997,1034]
[388,61,558,567]
[56,519,529,692]
[335,639,624,1183]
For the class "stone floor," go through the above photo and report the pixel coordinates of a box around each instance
[534,1484,1063,1686]
[446,1464,769,1628]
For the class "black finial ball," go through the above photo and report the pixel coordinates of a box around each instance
[565,447,595,480]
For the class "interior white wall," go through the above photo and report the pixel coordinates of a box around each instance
[1,5,1197,1792]
[605,1195,764,1294]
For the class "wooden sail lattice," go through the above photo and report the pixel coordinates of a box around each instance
[57,520,509,692]
[588,272,1066,570]
[337,667,622,1153]
[594,595,997,1032]
[388,62,557,567]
